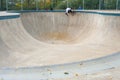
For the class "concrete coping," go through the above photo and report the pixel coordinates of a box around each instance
[1,10,120,16]
[0,11,20,16]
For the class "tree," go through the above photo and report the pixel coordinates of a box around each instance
[55,0,83,9]
[0,0,6,10]
[104,0,116,9]
[23,0,36,10]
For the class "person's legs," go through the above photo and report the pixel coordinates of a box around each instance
[68,10,72,13]
[68,10,70,13]
[65,13,68,16]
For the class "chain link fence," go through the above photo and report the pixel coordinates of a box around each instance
[0,0,120,11]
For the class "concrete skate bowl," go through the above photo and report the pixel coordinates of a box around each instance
[0,11,120,68]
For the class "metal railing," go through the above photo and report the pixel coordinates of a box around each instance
[0,0,120,11]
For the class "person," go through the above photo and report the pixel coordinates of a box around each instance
[65,7,73,16]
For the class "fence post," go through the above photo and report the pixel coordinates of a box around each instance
[0,0,1,10]
[51,0,53,9]
[99,0,101,10]
[21,0,23,11]
[116,0,118,10]
[83,0,84,10]
[67,0,68,7]
[6,0,8,11]
[36,0,38,11]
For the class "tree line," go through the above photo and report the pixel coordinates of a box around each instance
[0,0,119,10]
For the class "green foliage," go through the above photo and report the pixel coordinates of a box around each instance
[23,0,36,10]
[44,1,51,10]
[103,0,116,9]
[55,0,67,9]
[84,0,99,9]
[38,0,44,10]
[55,0,83,9]
[0,0,119,10]
[0,0,6,10]
[68,0,83,9]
